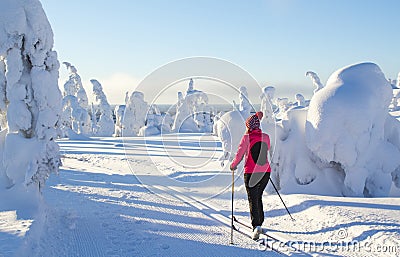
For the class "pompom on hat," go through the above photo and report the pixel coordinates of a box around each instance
[245,111,263,132]
[255,111,263,120]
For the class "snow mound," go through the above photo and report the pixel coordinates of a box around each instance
[138,126,160,136]
[306,62,400,196]
[66,129,92,140]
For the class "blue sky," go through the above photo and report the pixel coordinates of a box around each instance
[41,0,400,104]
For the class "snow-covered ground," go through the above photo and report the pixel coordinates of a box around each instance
[1,134,399,257]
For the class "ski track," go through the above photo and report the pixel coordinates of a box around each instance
[24,140,275,257]
[8,136,400,257]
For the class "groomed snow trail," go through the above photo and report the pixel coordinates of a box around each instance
[20,135,276,257]
[16,134,400,257]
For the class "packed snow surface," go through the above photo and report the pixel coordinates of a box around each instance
[1,134,399,256]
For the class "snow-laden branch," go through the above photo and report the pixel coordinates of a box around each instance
[306,71,324,94]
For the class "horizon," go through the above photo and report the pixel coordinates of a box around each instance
[40,0,400,105]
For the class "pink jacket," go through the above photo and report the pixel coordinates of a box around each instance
[230,129,271,173]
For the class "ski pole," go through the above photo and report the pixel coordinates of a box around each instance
[267,150,295,221]
[230,168,234,244]
[269,179,295,221]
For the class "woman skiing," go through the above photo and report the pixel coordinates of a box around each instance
[230,111,271,240]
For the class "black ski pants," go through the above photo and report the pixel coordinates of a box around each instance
[244,172,270,229]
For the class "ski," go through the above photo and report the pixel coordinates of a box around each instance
[233,215,252,229]
[231,222,287,256]
[232,215,310,255]
[231,223,252,239]
[150,185,307,255]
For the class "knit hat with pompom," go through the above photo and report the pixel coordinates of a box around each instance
[245,111,263,131]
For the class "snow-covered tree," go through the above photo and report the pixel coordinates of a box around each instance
[160,113,173,133]
[61,96,91,136]
[295,93,306,107]
[0,58,7,130]
[306,63,400,196]
[214,110,246,163]
[388,75,400,110]
[201,104,214,133]
[0,0,62,193]
[260,86,275,125]
[185,79,209,131]
[214,63,400,197]
[113,105,125,137]
[276,97,290,119]
[60,62,91,136]
[172,79,211,133]
[306,71,324,94]
[63,62,89,109]
[397,72,400,89]
[389,79,396,89]
[172,91,198,132]
[239,86,251,117]
[215,86,259,162]
[122,91,148,136]
[91,79,114,136]
[138,105,161,136]
[272,108,318,190]
[391,89,400,111]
